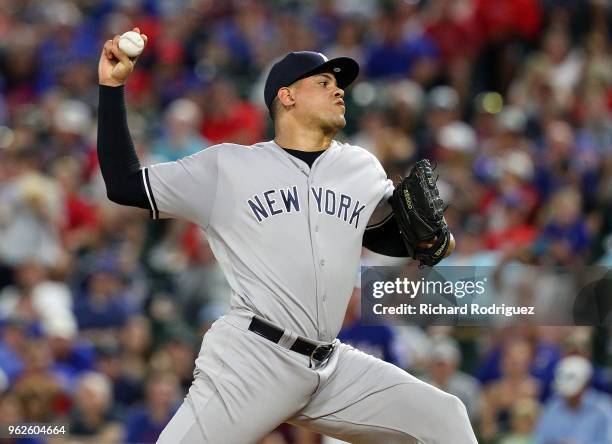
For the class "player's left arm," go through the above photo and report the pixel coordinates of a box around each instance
[361,154,455,260]
[362,204,455,258]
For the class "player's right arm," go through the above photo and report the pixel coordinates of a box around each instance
[97,28,150,211]
[97,29,219,226]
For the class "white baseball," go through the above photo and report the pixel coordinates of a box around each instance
[118,31,144,58]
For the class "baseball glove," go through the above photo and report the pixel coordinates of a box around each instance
[389,159,451,266]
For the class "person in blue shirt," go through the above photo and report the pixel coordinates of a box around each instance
[337,287,405,367]
[43,315,96,389]
[0,319,26,383]
[124,371,180,443]
[533,355,612,444]
[476,326,560,401]
[150,98,210,163]
[73,256,135,332]
[364,11,439,80]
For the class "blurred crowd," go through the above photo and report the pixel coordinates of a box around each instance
[0,0,610,443]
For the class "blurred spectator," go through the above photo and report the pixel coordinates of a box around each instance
[337,287,405,367]
[423,336,481,421]
[577,92,612,158]
[0,27,40,108]
[120,316,152,381]
[45,98,93,167]
[474,105,531,185]
[150,98,209,162]
[480,338,541,439]
[50,156,100,253]
[477,327,561,398]
[74,256,136,336]
[0,319,27,383]
[69,371,123,442]
[560,328,611,394]
[0,148,64,268]
[420,0,476,101]
[479,150,538,253]
[472,0,541,92]
[512,26,583,116]
[35,1,98,93]
[534,356,612,444]
[209,0,273,79]
[435,122,481,224]
[423,0,479,64]
[201,79,265,145]
[364,10,439,82]
[415,85,461,158]
[0,392,23,426]
[123,371,180,444]
[158,327,197,393]
[0,260,73,326]
[532,187,591,266]
[440,216,501,266]
[43,315,95,388]
[533,120,598,206]
[323,16,367,67]
[155,221,231,327]
[497,397,540,444]
[149,26,202,107]
[12,339,69,422]
[350,107,416,176]
[275,12,317,56]
[473,0,541,43]
[95,342,144,411]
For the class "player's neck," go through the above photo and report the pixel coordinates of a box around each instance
[274,125,334,152]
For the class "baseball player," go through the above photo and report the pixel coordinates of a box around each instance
[97,28,476,443]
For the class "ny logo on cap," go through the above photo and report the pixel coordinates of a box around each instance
[317,53,329,62]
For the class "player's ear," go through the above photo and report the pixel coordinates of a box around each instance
[277,87,295,108]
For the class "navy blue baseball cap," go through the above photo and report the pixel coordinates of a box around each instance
[264,51,359,109]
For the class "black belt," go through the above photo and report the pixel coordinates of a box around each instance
[248,317,335,362]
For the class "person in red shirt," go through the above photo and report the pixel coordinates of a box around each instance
[200,79,265,145]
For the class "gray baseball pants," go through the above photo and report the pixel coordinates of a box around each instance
[157,311,477,444]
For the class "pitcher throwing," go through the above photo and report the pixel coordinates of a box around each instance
[97,28,476,443]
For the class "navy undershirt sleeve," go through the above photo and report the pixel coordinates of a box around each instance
[363,213,410,257]
[97,85,149,209]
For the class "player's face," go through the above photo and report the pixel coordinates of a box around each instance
[293,73,346,133]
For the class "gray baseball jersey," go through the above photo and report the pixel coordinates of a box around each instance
[143,139,393,341]
[148,139,478,443]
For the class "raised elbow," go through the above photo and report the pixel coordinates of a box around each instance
[105,187,129,205]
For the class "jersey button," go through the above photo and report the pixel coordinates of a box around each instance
[320,259,325,266]
[315,225,319,232]
[322,294,327,301]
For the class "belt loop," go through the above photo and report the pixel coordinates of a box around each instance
[277,329,298,349]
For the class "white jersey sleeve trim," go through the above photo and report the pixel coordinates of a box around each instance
[142,167,159,220]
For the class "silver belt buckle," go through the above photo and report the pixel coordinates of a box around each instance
[310,343,334,362]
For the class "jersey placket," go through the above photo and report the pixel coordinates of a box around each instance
[307,153,331,342]
[271,141,334,342]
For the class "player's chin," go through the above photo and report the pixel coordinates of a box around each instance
[331,113,346,130]
[318,113,345,133]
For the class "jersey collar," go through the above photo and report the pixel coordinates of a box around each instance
[269,139,339,157]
